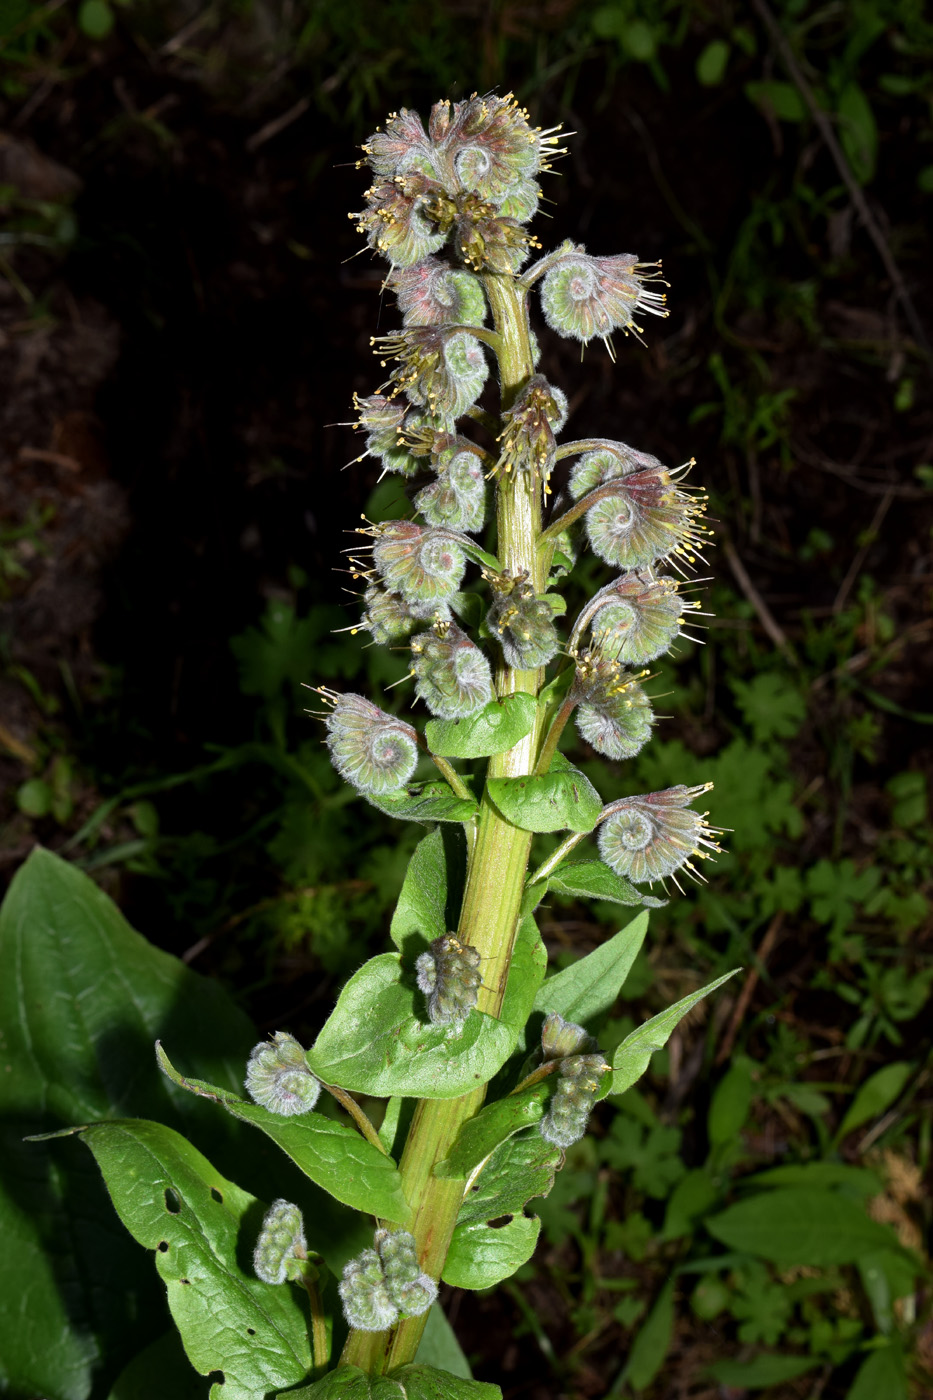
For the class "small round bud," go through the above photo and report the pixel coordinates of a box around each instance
[360,584,450,645]
[598,785,723,886]
[253,1199,307,1285]
[389,258,487,328]
[486,571,560,670]
[415,450,486,533]
[245,1032,321,1117]
[584,466,710,573]
[540,1054,608,1148]
[568,442,662,501]
[451,199,538,275]
[371,522,467,605]
[410,620,493,719]
[540,246,668,346]
[321,690,419,795]
[415,933,482,1024]
[363,108,434,179]
[587,573,686,667]
[493,376,566,483]
[339,1249,399,1332]
[541,1011,595,1060]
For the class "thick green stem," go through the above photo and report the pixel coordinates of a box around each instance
[341,273,542,1374]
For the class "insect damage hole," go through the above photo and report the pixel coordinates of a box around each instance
[164,1188,181,1214]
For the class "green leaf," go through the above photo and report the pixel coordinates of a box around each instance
[307,918,546,1098]
[707,1056,754,1147]
[455,1131,561,1227]
[707,1354,819,1388]
[535,911,649,1026]
[415,1306,474,1380]
[837,81,878,184]
[436,1084,551,1179]
[619,1277,675,1391]
[836,1062,913,1142]
[78,0,114,39]
[745,79,807,122]
[859,1250,920,1335]
[487,754,602,834]
[156,1045,411,1225]
[106,1331,206,1400]
[425,694,537,758]
[696,39,729,86]
[79,1120,312,1396]
[743,1162,882,1197]
[389,826,450,953]
[282,1363,500,1400]
[365,780,478,825]
[846,1345,909,1400]
[611,970,740,1095]
[443,1215,540,1289]
[545,859,647,908]
[0,848,257,1400]
[661,1169,718,1241]
[706,1188,900,1265]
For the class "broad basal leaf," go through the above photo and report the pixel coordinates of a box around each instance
[156,1045,411,1225]
[487,754,602,834]
[307,918,545,1099]
[535,911,649,1027]
[443,1216,540,1290]
[78,1119,312,1400]
[425,694,537,759]
[611,969,740,1095]
[366,781,478,825]
[706,1187,901,1266]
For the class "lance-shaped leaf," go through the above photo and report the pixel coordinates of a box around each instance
[611,969,740,1095]
[443,1215,541,1290]
[77,1119,313,1399]
[545,859,650,908]
[535,910,650,1028]
[487,753,603,834]
[389,826,466,955]
[435,1083,550,1179]
[456,1132,562,1227]
[307,918,546,1099]
[425,693,537,758]
[281,1362,501,1400]
[706,1188,904,1266]
[156,1045,411,1225]
[366,780,478,825]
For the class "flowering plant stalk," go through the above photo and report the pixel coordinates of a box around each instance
[41,93,738,1400]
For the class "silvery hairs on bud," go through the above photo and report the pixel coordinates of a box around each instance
[253,1199,307,1285]
[245,1031,321,1116]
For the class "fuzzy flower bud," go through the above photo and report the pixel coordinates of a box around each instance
[415,933,482,1024]
[245,1032,321,1116]
[351,173,448,268]
[369,521,467,605]
[486,570,560,670]
[373,326,488,418]
[540,245,668,347]
[388,258,486,328]
[540,1011,595,1061]
[375,1228,438,1317]
[583,464,711,574]
[410,620,493,718]
[352,395,444,478]
[339,1248,399,1332]
[583,573,688,667]
[540,1054,609,1148]
[415,450,486,533]
[452,197,539,275]
[568,442,663,500]
[253,1199,308,1285]
[362,108,435,179]
[493,375,568,484]
[359,584,449,645]
[320,690,419,795]
[572,655,654,761]
[598,785,723,886]
[432,92,565,207]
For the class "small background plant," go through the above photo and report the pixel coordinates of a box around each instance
[1,2,931,1398]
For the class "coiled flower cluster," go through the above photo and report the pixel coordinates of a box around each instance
[245,1032,322,1116]
[537,1013,609,1149]
[410,621,493,718]
[598,785,723,887]
[339,1229,437,1331]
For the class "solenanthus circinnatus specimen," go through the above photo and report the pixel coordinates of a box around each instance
[148,92,738,1398]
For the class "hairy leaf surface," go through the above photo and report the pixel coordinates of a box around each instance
[443,1215,541,1289]
[425,693,537,758]
[487,754,602,834]
[535,911,649,1026]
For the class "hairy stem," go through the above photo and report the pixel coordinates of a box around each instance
[341,273,542,1374]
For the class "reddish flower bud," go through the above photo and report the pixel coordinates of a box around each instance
[598,785,723,885]
[568,441,662,500]
[540,246,668,346]
[583,464,711,574]
[362,108,435,178]
[370,521,467,604]
[581,572,688,667]
[351,173,448,269]
[373,326,488,418]
[493,375,567,484]
[388,258,487,328]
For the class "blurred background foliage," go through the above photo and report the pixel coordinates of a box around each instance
[0,0,931,1395]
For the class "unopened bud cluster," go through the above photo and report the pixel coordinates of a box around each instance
[339,1229,437,1331]
[537,1013,608,1149]
[245,1032,321,1116]
[416,934,482,1024]
[254,1199,309,1285]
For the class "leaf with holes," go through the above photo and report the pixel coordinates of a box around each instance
[306,918,546,1098]
[156,1044,410,1225]
[76,1119,313,1399]
[443,1215,541,1289]
[425,693,537,758]
[611,970,740,1095]
[456,1132,561,1227]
